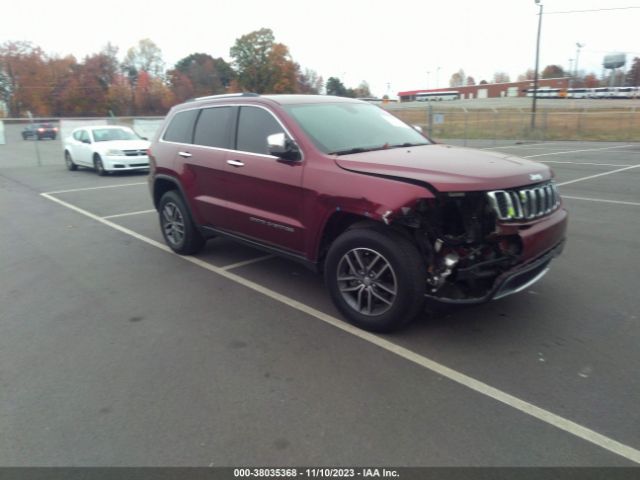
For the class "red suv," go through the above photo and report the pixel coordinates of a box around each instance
[148,94,567,332]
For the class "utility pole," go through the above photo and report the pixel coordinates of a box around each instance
[531,0,543,130]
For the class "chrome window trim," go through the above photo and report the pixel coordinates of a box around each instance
[159,103,304,162]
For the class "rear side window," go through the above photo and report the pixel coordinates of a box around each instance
[163,109,198,143]
[193,107,232,148]
[236,106,284,155]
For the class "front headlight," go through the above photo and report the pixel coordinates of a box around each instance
[105,149,125,156]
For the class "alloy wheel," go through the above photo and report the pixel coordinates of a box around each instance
[162,202,185,246]
[336,247,398,316]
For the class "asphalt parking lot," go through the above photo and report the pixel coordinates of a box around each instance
[1,131,639,466]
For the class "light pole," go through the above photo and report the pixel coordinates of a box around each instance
[531,0,543,130]
[575,42,585,85]
[568,58,574,88]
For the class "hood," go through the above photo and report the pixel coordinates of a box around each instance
[96,140,150,151]
[334,144,552,192]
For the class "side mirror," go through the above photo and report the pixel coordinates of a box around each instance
[82,138,91,144]
[412,125,423,133]
[267,132,301,161]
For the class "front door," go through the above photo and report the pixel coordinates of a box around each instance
[220,106,305,254]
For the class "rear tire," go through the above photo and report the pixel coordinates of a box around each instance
[325,227,426,332]
[158,190,206,255]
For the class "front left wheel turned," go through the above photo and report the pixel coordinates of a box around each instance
[325,227,427,332]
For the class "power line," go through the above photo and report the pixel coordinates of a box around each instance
[545,6,640,14]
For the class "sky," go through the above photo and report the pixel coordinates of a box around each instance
[3,0,639,98]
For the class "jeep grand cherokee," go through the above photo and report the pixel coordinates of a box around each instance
[148,94,567,332]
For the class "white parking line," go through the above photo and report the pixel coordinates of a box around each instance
[523,145,634,158]
[45,182,147,195]
[562,196,640,207]
[220,255,276,271]
[557,165,640,186]
[539,161,631,167]
[479,142,565,150]
[40,190,640,465]
[103,209,156,219]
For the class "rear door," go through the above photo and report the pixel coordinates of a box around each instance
[220,105,305,254]
[183,106,234,227]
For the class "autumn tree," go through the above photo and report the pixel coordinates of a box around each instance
[123,38,165,88]
[230,28,299,93]
[493,72,511,83]
[354,81,372,98]
[325,76,347,96]
[268,43,298,93]
[582,73,600,88]
[171,53,234,100]
[542,64,564,79]
[48,55,78,116]
[466,76,476,86]
[133,70,174,115]
[449,69,465,87]
[297,68,323,94]
[626,57,640,86]
[517,69,535,82]
[104,74,131,116]
[0,41,51,116]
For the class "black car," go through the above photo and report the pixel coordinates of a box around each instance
[22,123,58,140]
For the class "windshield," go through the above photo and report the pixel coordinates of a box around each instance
[92,128,140,142]
[283,102,431,155]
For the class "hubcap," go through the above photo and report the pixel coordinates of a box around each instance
[336,248,397,316]
[162,202,185,246]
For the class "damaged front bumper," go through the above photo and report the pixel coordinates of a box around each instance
[424,239,565,304]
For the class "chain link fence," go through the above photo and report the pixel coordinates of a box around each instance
[389,105,640,144]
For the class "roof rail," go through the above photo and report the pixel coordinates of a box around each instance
[189,92,260,102]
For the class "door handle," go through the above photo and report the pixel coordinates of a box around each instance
[178,151,192,158]
[227,159,245,167]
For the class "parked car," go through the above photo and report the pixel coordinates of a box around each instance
[63,126,150,175]
[22,123,58,140]
[148,94,568,332]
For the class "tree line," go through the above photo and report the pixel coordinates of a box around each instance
[448,60,640,88]
[0,28,371,118]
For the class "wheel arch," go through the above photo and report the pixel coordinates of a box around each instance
[315,210,418,269]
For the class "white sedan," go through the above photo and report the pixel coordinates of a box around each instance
[63,126,151,175]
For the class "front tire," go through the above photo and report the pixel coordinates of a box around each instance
[158,190,206,255]
[325,227,426,332]
[65,151,78,171]
[94,155,107,176]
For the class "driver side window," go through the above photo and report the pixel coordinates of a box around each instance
[236,106,284,155]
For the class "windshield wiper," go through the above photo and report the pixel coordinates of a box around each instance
[387,142,430,148]
[329,147,378,155]
[330,143,429,155]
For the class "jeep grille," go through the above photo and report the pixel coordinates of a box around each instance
[487,182,560,221]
